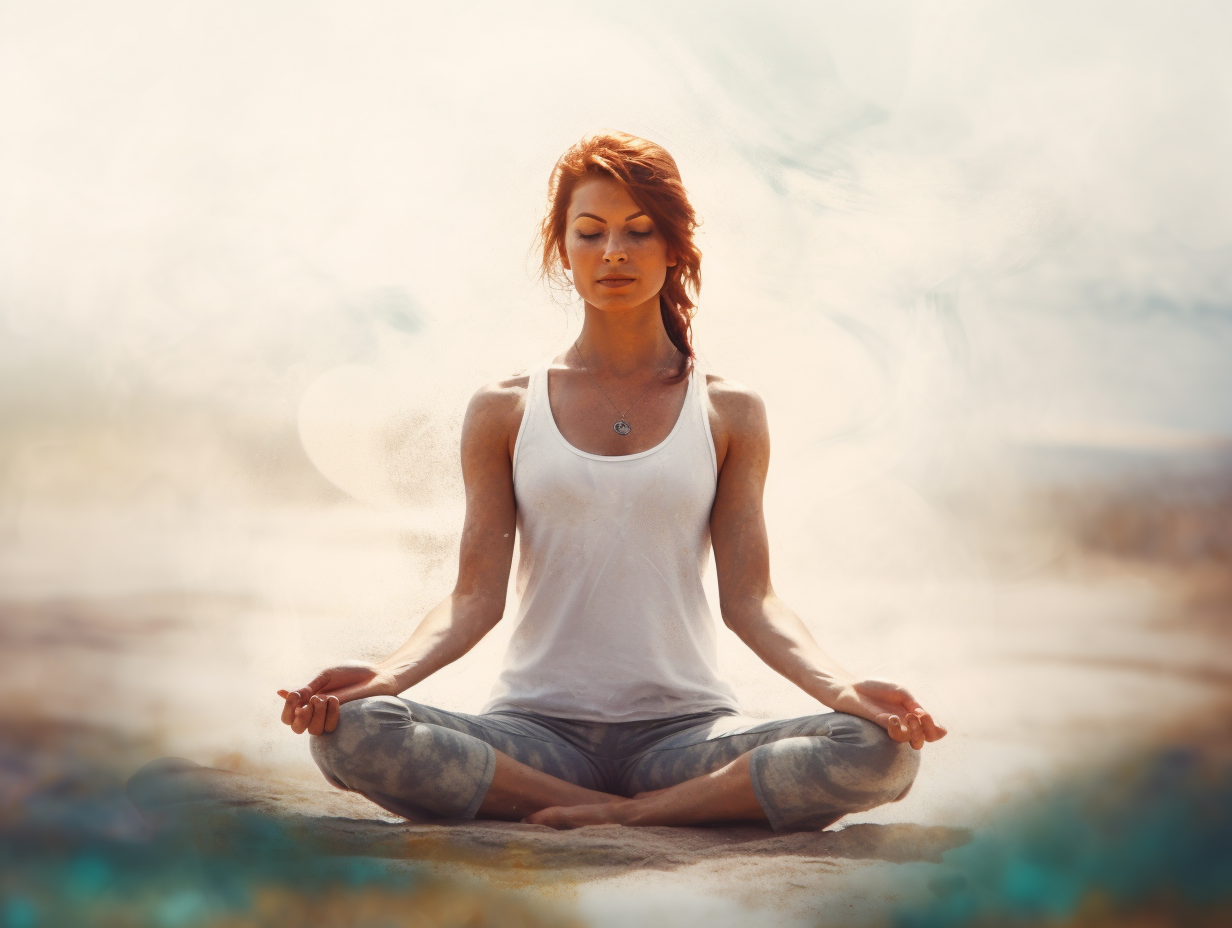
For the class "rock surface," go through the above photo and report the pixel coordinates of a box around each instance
[126,756,972,881]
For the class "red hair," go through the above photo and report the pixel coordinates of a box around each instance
[539,132,702,363]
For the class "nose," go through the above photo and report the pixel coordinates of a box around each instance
[603,233,627,264]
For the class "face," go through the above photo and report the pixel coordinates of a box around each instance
[560,174,676,312]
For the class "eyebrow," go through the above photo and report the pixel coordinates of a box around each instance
[574,211,648,223]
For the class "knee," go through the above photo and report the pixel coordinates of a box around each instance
[308,695,408,786]
[756,714,920,813]
[750,714,925,830]
[830,714,919,794]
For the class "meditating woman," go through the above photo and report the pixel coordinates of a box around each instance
[277,132,946,832]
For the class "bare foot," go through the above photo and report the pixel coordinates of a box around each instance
[522,800,632,829]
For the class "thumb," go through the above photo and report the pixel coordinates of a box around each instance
[295,670,335,699]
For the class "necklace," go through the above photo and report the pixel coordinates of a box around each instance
[572,338,680,436]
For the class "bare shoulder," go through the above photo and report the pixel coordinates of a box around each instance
[703,372,768,471]
[704,372,768,434]
[464,372,531,456]
[467,372,529,416]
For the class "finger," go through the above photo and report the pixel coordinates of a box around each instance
[899,696,947,741]
[901,700,944,741]
[302,670,332,698]
[281,691,302,726]
[306,696,327,736]
[906,713,925,750]
[290,702,312,735]
[312,696,333,736]
[283,675,328,708]
[298,702,316,735]
[324,696,341,733]
[916,710,947,741]
[884,714,910,743]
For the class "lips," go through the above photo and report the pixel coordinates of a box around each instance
[596,277,636,287]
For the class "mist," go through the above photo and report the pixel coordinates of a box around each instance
[3,2,1231,925]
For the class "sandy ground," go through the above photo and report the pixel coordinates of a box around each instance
[2,499,1230,926]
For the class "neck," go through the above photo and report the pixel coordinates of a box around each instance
[577,296,678,377]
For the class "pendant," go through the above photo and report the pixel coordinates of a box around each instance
[613,420,632,436]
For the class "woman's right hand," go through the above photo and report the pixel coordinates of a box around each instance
[276,661,401,736]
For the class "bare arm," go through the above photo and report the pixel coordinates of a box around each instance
[278,376,526,735]
[707,377,946,750]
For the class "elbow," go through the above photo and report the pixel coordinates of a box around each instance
[720,593,775,634]
[450,589,506,631]
[719,607,748,634]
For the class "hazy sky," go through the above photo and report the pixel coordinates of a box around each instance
[6,7,1231,866]
[3,0,1231,510]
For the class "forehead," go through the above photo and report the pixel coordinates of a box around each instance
[567,173,642,220]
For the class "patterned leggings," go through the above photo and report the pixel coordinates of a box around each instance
[310,696,919,832]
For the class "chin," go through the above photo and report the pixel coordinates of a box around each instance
[581,288,659,313]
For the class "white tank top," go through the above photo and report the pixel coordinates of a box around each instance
[482,359,741,722]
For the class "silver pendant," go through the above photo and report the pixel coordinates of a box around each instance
[613,420,632,436]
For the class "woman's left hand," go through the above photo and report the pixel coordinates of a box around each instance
[824,679,947,750]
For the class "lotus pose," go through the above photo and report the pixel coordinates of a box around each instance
[278,133,946,832]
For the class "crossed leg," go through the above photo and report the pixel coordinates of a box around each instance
[311,697,918,832]
[527,711,920,831]
[523,750,767,828]
[310,695,621,822]
[476,750,621,821]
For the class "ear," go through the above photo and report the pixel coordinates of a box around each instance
[665,248,678,269]
[559,242,571,272]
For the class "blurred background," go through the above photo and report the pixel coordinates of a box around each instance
[2,1,1230,926]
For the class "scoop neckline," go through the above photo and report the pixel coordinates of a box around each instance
[542,363,694,461]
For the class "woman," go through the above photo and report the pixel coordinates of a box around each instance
[277,132,946,832]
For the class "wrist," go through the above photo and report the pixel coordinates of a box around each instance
[376,660,419,693]
[809,673,857,706]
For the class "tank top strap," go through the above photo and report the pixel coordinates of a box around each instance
[512,361,549,477]
[690,360,718,481]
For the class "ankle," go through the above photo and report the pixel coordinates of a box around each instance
[614,796,652,826]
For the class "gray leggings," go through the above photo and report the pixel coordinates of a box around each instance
[310,696,919,832]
